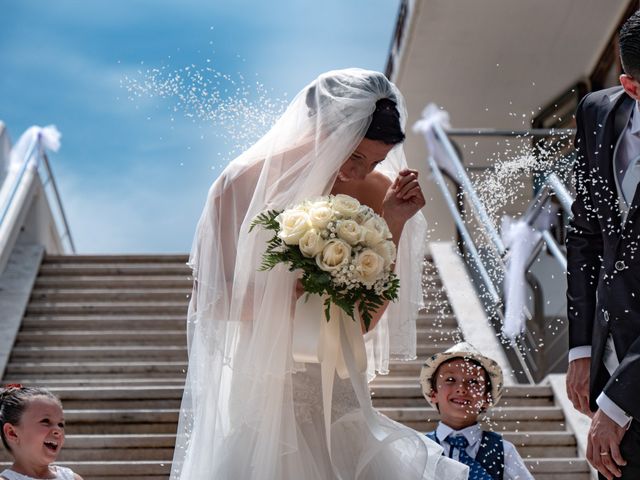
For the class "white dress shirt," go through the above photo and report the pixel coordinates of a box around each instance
[434,422,534,480]
[568,100,640,428]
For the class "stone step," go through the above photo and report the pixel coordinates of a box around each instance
[21,388,184,409]
[0,435,174,464]
[10,346,188,361]
[20,317,186,331]
[419,303,453,315]
[57,448,172,462]
[422,273,442,288]
[22,313,186,322]
[66,433,176,448]
[384,358,439,375]
[2,253,585,475]
[0,458,589,480]
[12,378,185,387]
[379,406,567,432]
[43,254,189,264]
[37,264,191,276]
[50,386,184,401]
[0,430,579,462]
[416,330,460,341]
[62,408,179,426]
[4,361,187,377]
[525,458,591,478]
[66,422,177,435]
[421,288,449,297]
[4,372,184,381]
[415,325,460,335]
[14,330,187,346]
[29,289,191,302]
[34,276,193,289]
[61,399,182,410]
[371,382,554,401]
[416,314,457,328]
[415,343,457,356]
[25,302,188,316]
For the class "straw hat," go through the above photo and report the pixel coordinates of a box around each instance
[419,342,504,408]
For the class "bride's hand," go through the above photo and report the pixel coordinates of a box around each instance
[382,169,425,226]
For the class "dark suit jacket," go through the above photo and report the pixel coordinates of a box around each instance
[567,86,640,419]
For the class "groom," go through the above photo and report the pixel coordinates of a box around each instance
[566,11,640,480]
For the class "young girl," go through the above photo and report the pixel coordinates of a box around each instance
[0,386,82,480]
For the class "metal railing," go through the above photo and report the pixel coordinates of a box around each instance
[518,173,573,377]
[426,122,575,382]
[40,152,76,252]
[0,135,75,254]
[0,138,38,227]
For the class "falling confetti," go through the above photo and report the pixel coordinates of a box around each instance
[121,61,288,163]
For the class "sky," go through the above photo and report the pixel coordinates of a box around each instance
[0,0,401,253]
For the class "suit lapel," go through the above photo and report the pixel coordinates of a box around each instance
[622,104,640,225]
[599,92,634,230]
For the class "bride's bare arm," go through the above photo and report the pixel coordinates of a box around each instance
[359,169,425,333]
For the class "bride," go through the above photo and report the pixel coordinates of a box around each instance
[170,68,469,480]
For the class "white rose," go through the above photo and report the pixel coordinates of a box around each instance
[362,216,392,247]
[332,194,361,218]
[374,240,397,268]
[308,204,334,230]
[355,205,375,224]
[316,239,352,272]
[336,220,363,245]
[354,249,385,285]
[299,229,326,258]
[277,209,310,245]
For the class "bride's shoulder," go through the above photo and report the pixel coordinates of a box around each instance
[354,171,391,213]
[365,171,392,199]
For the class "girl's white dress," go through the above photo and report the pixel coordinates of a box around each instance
[0,467,75,480]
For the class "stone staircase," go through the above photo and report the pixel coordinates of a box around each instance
[0,255,590,479]
[0,255,189,479]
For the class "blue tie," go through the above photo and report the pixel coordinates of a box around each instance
[447,435,494,480]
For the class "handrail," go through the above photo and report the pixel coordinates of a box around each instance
[41,153,76,253]
[427,154,502,304]
[546,173,574,213]
[0,138,38,226]
[522,172,572,271]
[0,132,75,254]
[419,119,577,383]
[432,122,507,256]
[446,128,575,138]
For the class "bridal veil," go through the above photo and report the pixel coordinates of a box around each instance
[171,68,431,479]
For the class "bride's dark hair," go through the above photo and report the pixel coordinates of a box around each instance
[365,98,405,145]
[305,72,404,145]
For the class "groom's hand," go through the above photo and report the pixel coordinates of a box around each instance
[566,357,592,416]
[587,409,627,479]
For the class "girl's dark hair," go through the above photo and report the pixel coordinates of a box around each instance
[364,98,405,145]
[0,386,61,452]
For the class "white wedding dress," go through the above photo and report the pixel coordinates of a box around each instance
[170,68,468,480]
[289,363,467,480]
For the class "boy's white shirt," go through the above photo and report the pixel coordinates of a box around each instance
[434,422,534,480]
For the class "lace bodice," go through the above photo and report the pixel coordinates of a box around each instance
[292,363,359,424]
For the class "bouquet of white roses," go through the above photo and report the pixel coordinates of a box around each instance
[250,194,399,330]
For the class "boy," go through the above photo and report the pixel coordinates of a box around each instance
[420,342,533,480]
